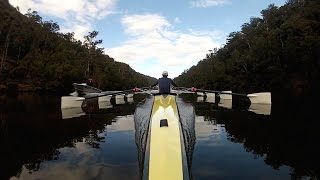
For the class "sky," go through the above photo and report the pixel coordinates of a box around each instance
[9,0,286,78]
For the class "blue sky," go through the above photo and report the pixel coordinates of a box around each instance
[9,0,286,78]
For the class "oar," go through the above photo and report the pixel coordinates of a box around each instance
[172,86,192,91]
[61,96,86,108]
[246,92,271,104]
[61,87,145,108]
[84,87,151,99]
[172,87,195,94]
[179,87,271,104]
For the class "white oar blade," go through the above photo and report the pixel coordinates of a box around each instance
[219,91,232,100]
[127,97,134,103]
[98,96,111,102]
[219,99,232,109]
[247,92,271,104]
[126,93,134,98]
[115,94,125,99]
[197,96,204,102]
[99,101,113,109]
[69,91,79,97]
[98,96,112,109]
[248,103,271,115]
[61,107,85,119]
[197,92,205,96]
[115,95,125,104]
[61,96,85,108]
[205,93,215,103]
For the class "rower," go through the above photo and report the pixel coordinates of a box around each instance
[150,71,178,94]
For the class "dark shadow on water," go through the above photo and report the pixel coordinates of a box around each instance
[133,96,154,180]
[0,93,148,180]
[176,97,196,180]
[180,91,320,179]
[1,91,319,179]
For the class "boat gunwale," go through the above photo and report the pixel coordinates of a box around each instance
[142,93,190,180]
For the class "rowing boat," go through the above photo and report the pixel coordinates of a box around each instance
[60,87,272,178]
[143,93,190,180]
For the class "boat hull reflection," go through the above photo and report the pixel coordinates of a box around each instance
[134,96,195,180]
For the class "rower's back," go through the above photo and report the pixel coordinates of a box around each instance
[151,71,178,94]
[158,77,173,94]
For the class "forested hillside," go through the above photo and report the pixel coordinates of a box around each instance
[174,0,320,97]
[2,0,319,97]
[0,0,156,93]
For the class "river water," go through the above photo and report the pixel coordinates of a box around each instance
[0,92,319,180]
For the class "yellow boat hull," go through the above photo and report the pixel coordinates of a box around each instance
[145,94,189,180]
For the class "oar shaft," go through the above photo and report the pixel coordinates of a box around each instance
[184,87,271,104]
[196,88,247,97]
[172,86,190,90]
[84,88,143,99]
[176,87,248,97]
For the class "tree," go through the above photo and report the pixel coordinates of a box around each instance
[83,31,103,79]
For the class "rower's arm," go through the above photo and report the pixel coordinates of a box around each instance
[150,80,158,87]
[171,80,178,87]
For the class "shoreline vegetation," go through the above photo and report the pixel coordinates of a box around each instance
[174,0,320,98]
[1,0,319,99]
[0,0,155,93]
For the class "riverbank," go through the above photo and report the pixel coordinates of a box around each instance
[0,81,71,95]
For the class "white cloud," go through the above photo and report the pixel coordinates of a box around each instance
[174,17,181,23]
[9,0,118,40]
[121,14,171,36]
[106,13,222,78]
[8,1,226,78]
[190,0,230,8]
[61,24,92,40]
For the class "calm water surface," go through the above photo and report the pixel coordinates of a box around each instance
[0,92,319,180]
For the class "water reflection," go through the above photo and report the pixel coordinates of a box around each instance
[98,101,113,109]
[219,91,232,100]
[218,99,232,109]
[194,116,218,140]
[127,97,134,104]
[187,92,320,179]
[12,115,139,180]
[61,94,138,119]
[176,97,196,179]
[1,92,319,180]
[133,96,154,180]
[97,96,113,109]
[196,96,204,102]
[205,93,215,103]
[61,107,85,119]
[0,93,148,180]
[248,103,271,115]
[115,95,125,105]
